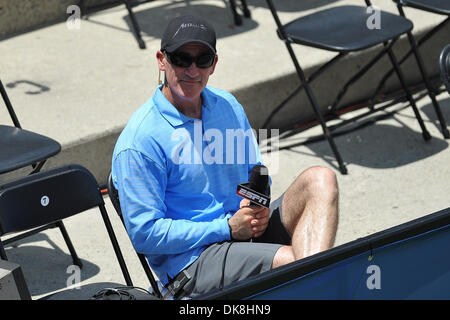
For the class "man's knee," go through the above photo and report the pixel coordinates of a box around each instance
[282,166,338,233]
[300,166,338,200]
[271,245,295,269]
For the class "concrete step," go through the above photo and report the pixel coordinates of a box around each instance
[0,0,449,186]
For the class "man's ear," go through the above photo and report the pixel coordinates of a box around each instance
[209,55,218,75]
[156,50,166,71]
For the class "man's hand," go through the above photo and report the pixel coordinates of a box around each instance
[228,199,270,240]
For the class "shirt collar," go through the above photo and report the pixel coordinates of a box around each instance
[153,85,216,127]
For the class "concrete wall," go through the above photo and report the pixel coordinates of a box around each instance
[235,22,450,131]
[0,0,115,38]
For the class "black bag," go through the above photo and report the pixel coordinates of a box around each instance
[91,286,160,300]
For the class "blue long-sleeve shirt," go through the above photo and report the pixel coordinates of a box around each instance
[112,85,263,285]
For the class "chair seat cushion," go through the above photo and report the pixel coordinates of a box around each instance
[0,125,61,174]
[280,5,413,52]
[403,0,450,15]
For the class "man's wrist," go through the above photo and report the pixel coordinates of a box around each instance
[227,218,233,240]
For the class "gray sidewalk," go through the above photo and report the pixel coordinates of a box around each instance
[0,0,449,299]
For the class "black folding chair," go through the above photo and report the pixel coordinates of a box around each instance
[441,44,450,94]
[373,2,450,104]
[107,172,163,299]
[0,164,133,295]
[385,0,450,138]
[264,0,433,174]
[0,78,84,268]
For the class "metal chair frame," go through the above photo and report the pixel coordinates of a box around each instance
[369,0,450,138]
[263,0,435,174]
[440,44,450,93]
[0,164,133,288]
[0,79,83,268]
[107,172,163,299]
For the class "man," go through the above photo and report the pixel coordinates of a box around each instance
[112,14,338,298]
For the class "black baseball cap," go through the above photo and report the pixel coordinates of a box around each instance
[161,15,216,54]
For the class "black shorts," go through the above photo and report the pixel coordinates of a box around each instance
[181,194,291,297]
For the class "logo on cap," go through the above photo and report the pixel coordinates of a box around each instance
[172,23,207,39]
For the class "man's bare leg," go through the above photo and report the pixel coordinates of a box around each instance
[272,166,339,268]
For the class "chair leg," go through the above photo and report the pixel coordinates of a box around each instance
[0,239,8,261]
[99,205,133,286]
[330,43,394,114]
[241,0,251,18]
[386,47,431,141]
[229,0,242,26]
[369,18,449,111]
[79,0,86,17]
[0,79,21,128]
[56,221,83,268]
[395,4,449,139]
[122,0,146,49]
[285,42,348,174]
[138,253,162,299]
[406,31,450,139]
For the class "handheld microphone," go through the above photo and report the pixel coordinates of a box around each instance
[236,165,271,208]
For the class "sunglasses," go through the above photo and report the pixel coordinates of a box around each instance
[165,51,216,69]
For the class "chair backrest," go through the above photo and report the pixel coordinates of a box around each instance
[0,77,61,176]
[107,172,163,299]
[0,78,21,128]
[107,172,123,218]
[0,164,103,235]
[265,0,373,37]
[0,164,133,286]
[440,44,450,94]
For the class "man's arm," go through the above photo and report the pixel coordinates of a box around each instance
[113,149,231,256]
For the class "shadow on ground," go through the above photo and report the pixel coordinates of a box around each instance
[115,0,341,46]
[3,233,100,296]
[275,95,450,171]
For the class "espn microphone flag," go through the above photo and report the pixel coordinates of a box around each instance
[236,165,271,208]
